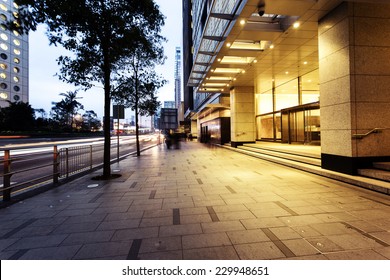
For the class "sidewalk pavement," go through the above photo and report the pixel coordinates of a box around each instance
[0,141,390,260]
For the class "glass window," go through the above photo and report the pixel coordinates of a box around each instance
[13,94,20,101]
[0,14,7,21]
[0,33,7,40]
[0,72,6,79]
[0,4,7,11]
[13,57,19,63]
[13,48,20,55]
[0,62,6,69]
[0,92,7,99]
[0,43,8,50]
[301,69,319,104]
[13,76,19,82]
[13,85,20,91]
[257,90,273,114]
[275,79,299,111]
[13,66,19,73]
[0,82,6,89]
[0,53,7,59]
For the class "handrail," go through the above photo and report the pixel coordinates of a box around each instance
[352,128,385,139]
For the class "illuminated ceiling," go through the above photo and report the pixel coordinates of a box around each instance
[187,0,380,94]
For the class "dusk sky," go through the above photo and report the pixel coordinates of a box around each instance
[28,0,183,120]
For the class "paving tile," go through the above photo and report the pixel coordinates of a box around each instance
[269,227,302,240]
[139,250,183,260]
[281,239,320,256]
[139,236,182,253]
[241,218,286,229]
[325,249,388,260]
[4,234,68,251]
[19,245,82,260]
[97,219,141,231]
[159,224,202,237]
[182,232,231,249]
[227,229,270,244]
[183,246,239,260]
[234,242,285,259]
[73,241,133,260]
[201,221,245,233]
[62,230,115,245]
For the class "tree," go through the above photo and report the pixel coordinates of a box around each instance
[82,110,101,132]
[0,101,35,131]
[13,0,165,178]
[50,91,83,130]
[112,43,166,156]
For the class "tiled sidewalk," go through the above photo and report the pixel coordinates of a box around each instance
[0,141,390,260]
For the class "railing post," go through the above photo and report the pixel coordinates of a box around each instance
[90,145,93,170]
[65,148,69,178]
[3,149,11,201]
[53,145,59,184]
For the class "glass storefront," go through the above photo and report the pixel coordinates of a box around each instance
[255,69,320,144]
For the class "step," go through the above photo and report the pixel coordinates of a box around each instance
[238,145,321,167]
[357,169,390,183]
[244,143,321,159]
[373,162,390,171]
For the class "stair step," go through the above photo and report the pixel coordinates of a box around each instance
[357,169,390,182]
[238,145,321,167]
[373,162,390,171]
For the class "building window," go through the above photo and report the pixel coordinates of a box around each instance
[13,85,20,91]
[0,72,6,79]
[13,57,19,63]
[13,66,19,73]
[13,94,20,101]
[13,76,19,82]
[0,82,7,89]
[0,33,8,40]
[0,53,7,59]
[13,39,20,46]
[0,42,8,50]
[13,48,20,55]
[0,92,7,99]
[0,62,6,69]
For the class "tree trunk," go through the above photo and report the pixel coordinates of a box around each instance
[102,50,111,177]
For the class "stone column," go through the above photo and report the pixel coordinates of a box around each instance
[230,86,256,147]
[319,2,390,174]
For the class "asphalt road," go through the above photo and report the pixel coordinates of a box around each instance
[0,134,161,199]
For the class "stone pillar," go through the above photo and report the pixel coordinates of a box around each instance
[230,86,256,147]
[319,2,390,174]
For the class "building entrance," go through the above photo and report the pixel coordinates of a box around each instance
[281,102,320,145]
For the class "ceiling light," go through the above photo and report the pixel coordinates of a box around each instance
[293,22,300,28]
[214,68,243,74]
[220,56,256,64]
[270,44,274,49]
[240,19,246,25]
[226,42,231,47]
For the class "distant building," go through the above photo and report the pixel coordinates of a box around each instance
[0,1,28,108]
[174,47,181,110]
[164,101,175,109]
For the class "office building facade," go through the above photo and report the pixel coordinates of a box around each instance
[0,0,28,108]
[183,0,390,175]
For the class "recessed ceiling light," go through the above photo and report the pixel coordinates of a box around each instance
[293,22,300,29]
[240,19,246,25]
[270,44,274,49]
[226,43,231,47]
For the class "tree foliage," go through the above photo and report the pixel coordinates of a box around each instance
[0,101,35,131]
[13,0,165,177]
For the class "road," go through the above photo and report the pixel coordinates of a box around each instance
[0,134,162,199]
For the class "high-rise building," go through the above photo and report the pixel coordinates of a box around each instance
[183,0,390,175]
[0,1,28,108]
[174,47,181,110]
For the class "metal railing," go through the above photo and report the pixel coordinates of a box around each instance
[58,145,93,178]
[352,128,385,139]
[1,136,160,202]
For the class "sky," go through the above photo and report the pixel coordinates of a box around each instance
[28,0,183,120]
